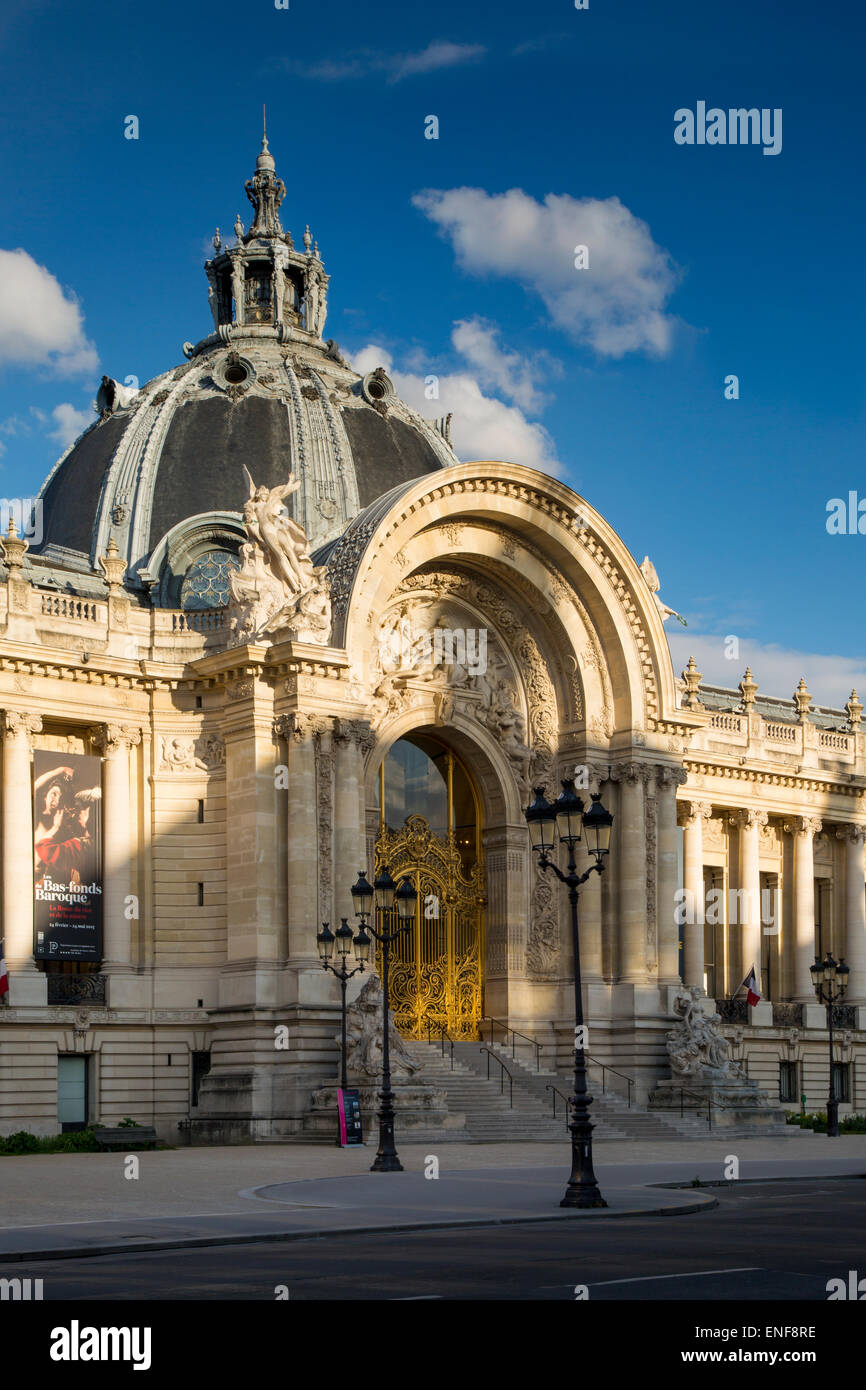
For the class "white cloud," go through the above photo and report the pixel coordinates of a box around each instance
[49,402,93,449]
[413,186,680,357]
[390,41,486,82]
[352,342,559,475]
[284,41,485,84]
[667,630,866,712]
[0,249,98,375]
[450,317,551,413]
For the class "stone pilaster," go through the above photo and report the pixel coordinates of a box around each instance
[277,713,319,964]
[656,767,688,985]
[610,763,649,982]
[89,724,141,972]
[730,809,767,996]
[678,800,712,989]
[785,815,822,1001]
[1,711,43,999]
[837,824,866,1002]
[483,824,530,1020]
[332,719,372,920]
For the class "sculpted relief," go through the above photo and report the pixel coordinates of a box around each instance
[369,593,537,792]
[227,467,331,645]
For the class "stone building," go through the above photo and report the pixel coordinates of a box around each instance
[0,135,863,1141]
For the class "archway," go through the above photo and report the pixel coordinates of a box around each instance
[373,734,485,1039]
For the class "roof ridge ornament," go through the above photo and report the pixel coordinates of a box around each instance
[245,120,285,237]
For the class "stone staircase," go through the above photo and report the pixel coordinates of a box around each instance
[407,1039,793,1142]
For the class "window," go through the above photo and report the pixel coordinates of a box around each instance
[58,1055,88,1132]
[180,550,240,610]
[832,1063,850,1103]
[191,1052,211,1108]
[779,1060,798,1103]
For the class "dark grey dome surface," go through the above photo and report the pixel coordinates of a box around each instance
[38,413,127,557]
[146,396,293,552]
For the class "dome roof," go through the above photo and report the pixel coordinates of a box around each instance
[29,133,457,606]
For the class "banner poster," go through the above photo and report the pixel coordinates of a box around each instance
[32,751,103,961]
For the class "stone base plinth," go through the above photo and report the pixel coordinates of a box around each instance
[303,1083,463,1143]
[648,1077,788,1129]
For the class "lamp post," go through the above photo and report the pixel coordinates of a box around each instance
[525,780,613,1208]
[316,918,372,1092]
[809,953,850,1137]
[351,866,417,1172]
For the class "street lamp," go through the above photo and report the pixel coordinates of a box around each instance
[317,918,371,1093]
[810,952,850,1137]
[525,780,613,1208]
[351,865,417,1172]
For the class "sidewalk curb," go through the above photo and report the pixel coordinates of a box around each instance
[0,1193,717,1264]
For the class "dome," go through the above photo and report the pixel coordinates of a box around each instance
[29,133,458,608]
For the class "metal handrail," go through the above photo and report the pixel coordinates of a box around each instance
[546,1084,572,1128]
[669,1085,739,1131]
[482,1016,544,1072]
[425,1020,455,1070]
[585,1053,634,1108]
[479,1046,514,1107]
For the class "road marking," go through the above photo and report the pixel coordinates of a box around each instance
[588,1267,762,1288]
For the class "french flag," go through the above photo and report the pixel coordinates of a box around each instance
[743,965,761,1007]
[0,939,8,1000]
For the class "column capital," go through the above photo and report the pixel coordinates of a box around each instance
[836,823,866,846]
[274,711,332,744]
[656,765,688,792]
[89,723,141,756]
[784,815,822,838]
[729,808,768,831]
[0,709,42,743]
[678,800,713,828]
[609,760,653,786]
[332,717,376,753]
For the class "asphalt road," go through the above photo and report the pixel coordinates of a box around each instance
[2,1179,864,1301]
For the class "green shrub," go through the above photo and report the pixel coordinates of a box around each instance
[0,1128,100,1154]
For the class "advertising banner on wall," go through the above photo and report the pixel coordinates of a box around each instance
[32,752,103,961]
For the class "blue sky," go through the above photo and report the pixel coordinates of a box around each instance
[0,0,863,703]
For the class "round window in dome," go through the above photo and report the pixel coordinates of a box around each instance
[224,363,249,385]
[180,549,240,610]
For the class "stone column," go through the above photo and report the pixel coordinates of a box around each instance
[785,815,822,1000]
[730,809,767,994]
[283,714,320,963]
[89,723,141,970]
[1,710,42,977]
[611,763,649,982]
[656,767,687,984]
[679,801,712,989]
[837,824,866,1002]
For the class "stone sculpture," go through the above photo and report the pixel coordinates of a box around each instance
[666,986,748,1081]
[227,467,331,645]
[344,975,420,1082]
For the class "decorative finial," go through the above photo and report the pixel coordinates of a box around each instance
[313,240,319,257]
[1,515,29,581]
[739,666,758,709]
[212,227,222,253]
[234,212,244,242]
[304,224,313,254]
[793,676,812,721]
[845,689,863,730]
[680,655,703,709]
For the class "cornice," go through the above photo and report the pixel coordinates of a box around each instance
[684,756,865,798]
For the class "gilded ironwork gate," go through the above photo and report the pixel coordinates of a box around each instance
[374,815,484,1040]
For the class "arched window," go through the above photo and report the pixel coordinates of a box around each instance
[179,549,240,610]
